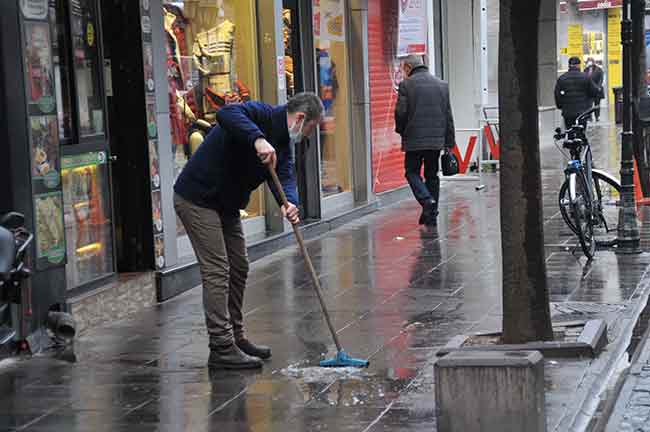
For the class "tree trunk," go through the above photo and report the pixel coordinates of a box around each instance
[499,0,553,344]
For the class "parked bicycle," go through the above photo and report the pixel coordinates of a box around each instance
[554,107,621,259]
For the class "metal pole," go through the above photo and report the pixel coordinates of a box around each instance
[617,0,641,254]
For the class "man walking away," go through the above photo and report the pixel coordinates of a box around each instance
[395,55,456,227]
[174,93,323,369]
[584,57,605,122]
[555,56,600,128]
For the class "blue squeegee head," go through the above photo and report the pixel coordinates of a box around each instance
[319,350,370,368]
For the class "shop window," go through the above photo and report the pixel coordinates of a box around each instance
[161,0,263,260]
[51,0,106,142]
[50,0,74,142]
[312,0,352,197]
[69,0,104,137]
[61,152,114,288]
[283,7,296,97]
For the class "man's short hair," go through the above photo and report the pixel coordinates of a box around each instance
[568,56,581,66]
[287,92,324,122]
[401,55,424,68]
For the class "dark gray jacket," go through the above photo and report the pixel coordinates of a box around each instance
[394,65,455,152]
[554,68,600,118]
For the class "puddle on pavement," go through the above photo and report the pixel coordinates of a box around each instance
[0,357,18,369]
[280,360,371,384]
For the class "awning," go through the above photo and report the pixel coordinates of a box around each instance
[577,0,622,11]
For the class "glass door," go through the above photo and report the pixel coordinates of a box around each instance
[52,0,115,290]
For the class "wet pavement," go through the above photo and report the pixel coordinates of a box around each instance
[2,115,650,431]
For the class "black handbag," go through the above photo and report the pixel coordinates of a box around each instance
[441,150,459,176]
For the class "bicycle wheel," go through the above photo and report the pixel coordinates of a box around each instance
[569,173,596,259]
[559,170,620,241]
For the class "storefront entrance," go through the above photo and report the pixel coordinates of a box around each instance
[284,0,321,222]
[54,0,116,293]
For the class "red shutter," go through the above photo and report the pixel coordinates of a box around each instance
[369,0,407,193]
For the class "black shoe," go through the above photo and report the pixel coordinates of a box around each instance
[208,344,263,370]
[236,338,271,360]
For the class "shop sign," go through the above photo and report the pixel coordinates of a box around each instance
[577,0,622,11]
[61,151,107,170]
[277,56,286,91]
[20,0,48,20]
[397,0,427,56]
[87,23,95,47]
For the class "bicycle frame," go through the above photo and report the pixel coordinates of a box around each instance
[565,144,595,211]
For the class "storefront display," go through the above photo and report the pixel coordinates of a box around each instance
[283,8,296,97]
[161,0,263,260]
[61,152,114,288]
[558,1,623,103]
[313,0,351,197]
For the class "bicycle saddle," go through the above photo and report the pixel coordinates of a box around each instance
[0,226,15,279]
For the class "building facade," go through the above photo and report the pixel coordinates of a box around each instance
[0,0,460,341]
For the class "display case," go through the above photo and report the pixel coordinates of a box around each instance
[61,151,114,288]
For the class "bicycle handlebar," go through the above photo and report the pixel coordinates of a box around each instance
[576,107,598,124]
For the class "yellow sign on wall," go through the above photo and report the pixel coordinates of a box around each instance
[608,8,622,103]
[567,24,584,59]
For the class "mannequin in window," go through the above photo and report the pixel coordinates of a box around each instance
[164,6,198,158]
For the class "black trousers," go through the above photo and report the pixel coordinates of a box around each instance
[404,150,441,208]
[592,99,601,120]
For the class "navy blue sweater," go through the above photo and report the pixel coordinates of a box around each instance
[174,102,298,216]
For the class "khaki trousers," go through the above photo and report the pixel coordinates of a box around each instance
[174,194,248,348]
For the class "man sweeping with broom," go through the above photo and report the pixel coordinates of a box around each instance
[174,93,323,369]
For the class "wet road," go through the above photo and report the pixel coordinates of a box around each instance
[2,117,650,431]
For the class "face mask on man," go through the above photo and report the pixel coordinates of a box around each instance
[289,118,305,144]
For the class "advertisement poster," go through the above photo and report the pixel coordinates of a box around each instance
[143,43,155,92]
[147,104,158,139]
[24,21,55,114]
[314,0,345,42]
[30,116,60,188]
[154,234,165,269]
[141,2,164,268]
[608,8,622,99]
[152,191,163,234]
[397,0,427,56]
[34,192,66,266]
[21,0,48,20]
[149,140,160,189]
